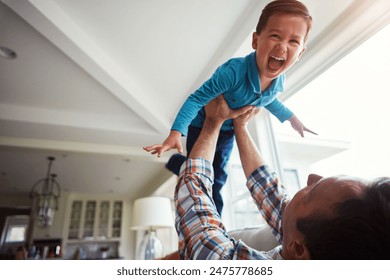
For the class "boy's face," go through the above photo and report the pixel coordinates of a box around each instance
[252,13,308,86]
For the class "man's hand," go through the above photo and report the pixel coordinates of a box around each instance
[289,114,317,137]
[143,130,183,157]
[188,95,254,161]
[233,107,261,129]
[204,95,255,123]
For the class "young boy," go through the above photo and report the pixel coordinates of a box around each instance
[144,0,316,215]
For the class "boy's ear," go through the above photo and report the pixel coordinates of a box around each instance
[252,32,258,49]
[296,46,306,61]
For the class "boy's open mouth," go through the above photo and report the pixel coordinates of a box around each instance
[268,56,285,71]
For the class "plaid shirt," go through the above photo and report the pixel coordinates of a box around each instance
[175,158,289,260]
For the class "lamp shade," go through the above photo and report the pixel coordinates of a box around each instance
[131,196,173,230]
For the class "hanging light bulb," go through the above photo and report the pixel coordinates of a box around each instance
[30,157,61,227]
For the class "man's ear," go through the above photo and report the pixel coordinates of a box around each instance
[252,32,258,49]
[307,174,322,186]
[288,240,310,260]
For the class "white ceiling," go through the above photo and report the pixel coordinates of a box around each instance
[0,0,389,198]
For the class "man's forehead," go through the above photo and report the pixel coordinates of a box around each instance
[317,175,367,195]
[326,175,366,184]
[308,174,366,184]
[304,176,366,217]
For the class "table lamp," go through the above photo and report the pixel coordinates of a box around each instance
[131,196,173,260]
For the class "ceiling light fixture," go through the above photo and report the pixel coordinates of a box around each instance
[30,157,61,227]
[0,46,17,59]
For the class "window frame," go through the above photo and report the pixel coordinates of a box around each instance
[0,215,29,247]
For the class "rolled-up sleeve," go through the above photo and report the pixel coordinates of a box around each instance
[247,165,290,244]
[175,158,279,260]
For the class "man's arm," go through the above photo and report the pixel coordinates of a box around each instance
[233,108,264,178]
[175,96,254,259]
[233,110,289,244]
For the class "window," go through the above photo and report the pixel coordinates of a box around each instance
[273,24,390,182]
[224,143,267,231]
[5,226,26,243]
[224,24,390,230]
[282,168,300,195]
[0,215,29,246]
[228,156,266,229]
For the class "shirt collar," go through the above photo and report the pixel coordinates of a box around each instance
[246,51,285,94]
[266,245,284,260]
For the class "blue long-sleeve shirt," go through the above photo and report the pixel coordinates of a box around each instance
[171,51,293,136]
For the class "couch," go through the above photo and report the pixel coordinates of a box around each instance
[159,224,278,259]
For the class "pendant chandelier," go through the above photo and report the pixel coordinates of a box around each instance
[30,156,61,227]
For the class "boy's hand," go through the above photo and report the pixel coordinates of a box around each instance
[143,130,183,157]
[289,114,317,137]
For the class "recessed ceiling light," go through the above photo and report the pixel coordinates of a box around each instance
[0,46,17,59]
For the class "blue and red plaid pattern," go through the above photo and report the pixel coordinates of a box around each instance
[175,158,288,260]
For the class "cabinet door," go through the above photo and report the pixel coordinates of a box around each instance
[68,200,83,239]
[83,200,96,238]
[67,199,123,241]
[111,201,122,238]
[97,200,110,238]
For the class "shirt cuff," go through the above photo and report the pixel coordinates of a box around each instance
[179,157,214,181]
[247,165,276,188]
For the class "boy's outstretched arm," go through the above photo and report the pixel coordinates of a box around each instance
[143,130,183,157]
[288,114,317,137]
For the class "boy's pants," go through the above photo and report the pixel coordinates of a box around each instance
[166,126,235,216]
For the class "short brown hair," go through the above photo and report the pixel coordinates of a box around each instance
[256,0,312,42]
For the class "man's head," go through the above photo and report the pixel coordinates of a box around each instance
[252,0,312,88]
[281,175,390,259]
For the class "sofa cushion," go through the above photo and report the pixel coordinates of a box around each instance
[159,224,279,259]
[228,224,278,251]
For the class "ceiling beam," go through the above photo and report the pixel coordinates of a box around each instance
[2,0,170,134]
[0,136,170,162]
[0,104,153,134]
[188,0,267,91]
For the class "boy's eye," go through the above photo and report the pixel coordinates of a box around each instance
[290,39,300,45]
[270,34,280,39]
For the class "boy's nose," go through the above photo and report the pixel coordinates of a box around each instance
[275,42,287,53]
